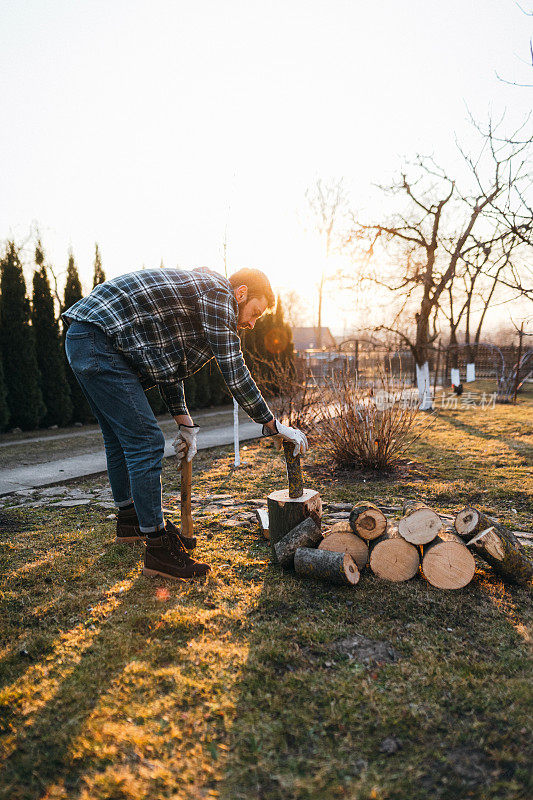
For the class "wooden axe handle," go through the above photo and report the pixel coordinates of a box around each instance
[180,457,193,537]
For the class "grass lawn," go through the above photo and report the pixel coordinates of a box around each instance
[0,392,532,800]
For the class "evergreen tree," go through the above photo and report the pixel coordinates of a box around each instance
[63,250,92,423]
[209,360,230,406]
[32,242,73,426]
[0,354,9,431]
[92,243,106,287]
[0,241,45,429]
[194,364,212,408]
[184,373,198,410]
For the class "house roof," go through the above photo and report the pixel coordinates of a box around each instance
[291,326,337,351]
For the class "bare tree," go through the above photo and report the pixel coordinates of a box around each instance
[346,123,531,409]
[305,178,348,347]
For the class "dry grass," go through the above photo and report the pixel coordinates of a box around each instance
[0,391,532,800]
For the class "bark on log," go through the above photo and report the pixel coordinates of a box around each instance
[294,547,359,586]
[398,500,444,545]
[455,506,533,588]
[319,521,369,570]
[274,517,323,568]
[421,526,475,589]
[369,522,420,582]
[349,502,387,540]
[267,488,322,564]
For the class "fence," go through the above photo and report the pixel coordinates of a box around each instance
[295,340,532,393]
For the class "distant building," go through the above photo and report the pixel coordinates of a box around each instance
[291,326,336,353]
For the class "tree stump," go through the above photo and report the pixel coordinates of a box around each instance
[319,521,369,570]
[369,522,420,582]
[267,488,322,564]
[421,527,475,589]
[274,517,323,568]
[398,500,443,545]
[455,506,533,588]
[349,502,387,540]
[294,547,359,586]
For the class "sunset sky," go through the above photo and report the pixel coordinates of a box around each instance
[1,0,531,334]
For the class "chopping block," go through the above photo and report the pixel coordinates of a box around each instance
[267,441,322,564]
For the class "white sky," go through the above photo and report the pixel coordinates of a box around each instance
[1,0,531,333]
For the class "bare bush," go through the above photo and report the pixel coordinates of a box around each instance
[318,371,431,471]
[252,355,320,431]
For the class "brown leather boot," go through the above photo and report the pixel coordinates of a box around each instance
[116,508,196,550]
[116,506,143,543]
[143,524,210,581]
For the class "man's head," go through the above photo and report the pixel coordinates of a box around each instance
[229,268,275,330]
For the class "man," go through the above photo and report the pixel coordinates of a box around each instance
[63,266,308,580]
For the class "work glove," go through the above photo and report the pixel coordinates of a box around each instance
[172,424,200,462]
[263,419,309,457]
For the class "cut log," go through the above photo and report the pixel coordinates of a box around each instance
[274,517,323,568]
[294,547,359,586]
[455,507,533,588]
[282,440,304,498]
[319,521,369,570]
[421,527,475,589]
[398,500,443,545]
[267,488,322,564]
[349,502,387,540]
[255,508,269,539]
[369,522,420,582]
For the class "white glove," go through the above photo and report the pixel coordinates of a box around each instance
[272,419,309,457]
[172,424,200,462]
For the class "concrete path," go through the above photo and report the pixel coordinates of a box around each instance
[0,418,263,495]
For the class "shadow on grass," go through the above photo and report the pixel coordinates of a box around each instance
[217,537,532,800]
[0,572,199,800]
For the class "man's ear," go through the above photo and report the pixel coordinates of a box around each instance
[234,284,248,304]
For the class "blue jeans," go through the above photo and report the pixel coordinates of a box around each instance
[65,321,166,533]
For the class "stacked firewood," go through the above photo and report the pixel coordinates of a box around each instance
[258,499,532,590]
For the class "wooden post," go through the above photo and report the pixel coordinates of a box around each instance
[267,488,322,564]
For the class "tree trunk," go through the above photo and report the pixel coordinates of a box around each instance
[455,507,532,588]
[349,502,387,540]
[319,521,369,570]
[369,522,420,582]
[415,362,433,410]
[398,500,444,545]
[421,527,475,589]
[294,547,359,586]
[274,517,323,568]
[267,488,322,564]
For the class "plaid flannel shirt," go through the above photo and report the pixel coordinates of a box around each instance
[63,267,274,424]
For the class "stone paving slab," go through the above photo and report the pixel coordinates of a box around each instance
[0,420,262,495]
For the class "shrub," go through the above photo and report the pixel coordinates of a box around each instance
[318,371,430,471]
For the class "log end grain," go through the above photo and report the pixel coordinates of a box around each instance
[369,537,419,582]
[454,507,480,538]
[398,507,443,545]
[349,503,387,541]
[319,524,369,570]
[422,540,475,589]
